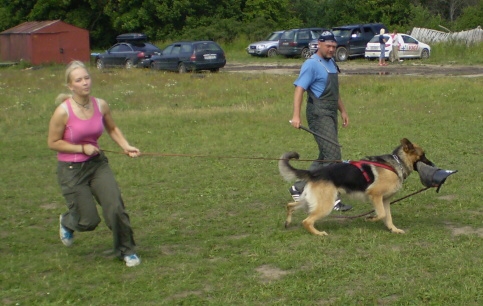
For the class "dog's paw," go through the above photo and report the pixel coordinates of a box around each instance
[390,228,405,234]
[312,230,328,236]
[365,215,382,222]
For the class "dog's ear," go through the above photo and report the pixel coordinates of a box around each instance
[400,138,415,152]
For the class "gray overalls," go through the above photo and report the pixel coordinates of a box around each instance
[294,58,341,191]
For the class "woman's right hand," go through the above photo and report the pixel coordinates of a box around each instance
[82,144,99,156]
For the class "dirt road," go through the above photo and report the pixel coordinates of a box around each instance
[223,61,483,77]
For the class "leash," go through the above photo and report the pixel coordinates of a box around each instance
[289,121,342,148]
[330,186,432,219]
[101,149,342,163]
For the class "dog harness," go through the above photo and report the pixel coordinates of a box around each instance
[349,160,398,183]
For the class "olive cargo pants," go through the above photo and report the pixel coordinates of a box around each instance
[57,152,136,258]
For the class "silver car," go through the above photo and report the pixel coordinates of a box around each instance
[246,31,284,57]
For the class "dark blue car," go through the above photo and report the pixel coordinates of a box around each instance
[146,41,226,73]
[95,33,161,69]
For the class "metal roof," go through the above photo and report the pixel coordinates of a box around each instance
[1,20,63,34]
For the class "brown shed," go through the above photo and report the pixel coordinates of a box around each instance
[0,20,90,65]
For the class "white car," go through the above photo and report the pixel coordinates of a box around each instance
[246,31,284,57]
[365,34,431,60]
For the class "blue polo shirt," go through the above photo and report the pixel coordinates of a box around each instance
[294,54,338,98]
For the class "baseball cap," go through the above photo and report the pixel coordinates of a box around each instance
[318,30,336,42]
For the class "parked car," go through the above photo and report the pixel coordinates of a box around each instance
[246,31,284,57]
[309,23,388,61]
[148,41,226,73]
[278,28,327,58]
[95,33,161,69]
[365,34,431,60]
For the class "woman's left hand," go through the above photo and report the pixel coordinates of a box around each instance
[124,146,141,158]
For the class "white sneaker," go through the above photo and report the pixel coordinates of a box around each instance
[289,185,301,202]
[124,254,141,267]
[333,199,353,211]
[59,215,74,247]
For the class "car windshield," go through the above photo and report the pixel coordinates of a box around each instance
[195,43,221,52]
[265,32,282,41]
[332,29,352,38]
[132,43,160,51]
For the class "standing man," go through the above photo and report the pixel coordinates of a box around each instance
[390,29,403,63]
[289,30,352,211]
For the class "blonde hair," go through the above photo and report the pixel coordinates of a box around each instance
[55,60,88,104]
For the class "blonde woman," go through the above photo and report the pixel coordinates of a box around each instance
[378,28,388,66]
[48,60,141,267]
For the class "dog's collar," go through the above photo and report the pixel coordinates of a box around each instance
[392,154,409,180]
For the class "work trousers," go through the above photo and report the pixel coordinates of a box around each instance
[57,152,136,258]
[390,45,400,62]
[294,97,340,191]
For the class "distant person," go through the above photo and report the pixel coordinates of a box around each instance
[47,60,141,267]
[390,30,404,63]
[379,29,388,66]
[288,30,352,212]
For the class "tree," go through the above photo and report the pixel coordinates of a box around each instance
[0,0,36,30]
[455,0,483,30]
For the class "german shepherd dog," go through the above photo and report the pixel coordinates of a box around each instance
[279,138,434,236]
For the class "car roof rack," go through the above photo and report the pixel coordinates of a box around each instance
[116,33,148,42]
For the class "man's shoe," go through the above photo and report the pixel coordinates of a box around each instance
[59,215,74,247]
[289,185,301,202]
[124,254,141,267]
[333,200,352,212]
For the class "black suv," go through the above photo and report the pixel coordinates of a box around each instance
[309,23,387,61]
[278,28,328,59]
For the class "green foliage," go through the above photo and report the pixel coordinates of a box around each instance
[454,0,483,30]
[408,4,447,29]
[0,0,482,48]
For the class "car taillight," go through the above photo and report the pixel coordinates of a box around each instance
[137,52,145,58]
[190,53,196,61]
[289,42,297,46]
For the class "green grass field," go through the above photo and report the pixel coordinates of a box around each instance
[1,54,482,305]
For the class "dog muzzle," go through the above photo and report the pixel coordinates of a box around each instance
[416,161,457,193]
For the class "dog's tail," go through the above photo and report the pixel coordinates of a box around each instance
[278,152,311,182]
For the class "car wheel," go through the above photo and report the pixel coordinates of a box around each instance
[178,62,187,73]
[335,47,348,61]
[420,48,430,59]
[96,59,104,70]
[267,48,277,57]
[210,68,220,73]
[125,59,134,69]
[301,48,311,59]
[150,62,156,70]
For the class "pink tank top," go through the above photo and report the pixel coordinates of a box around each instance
[57,97,104,162]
